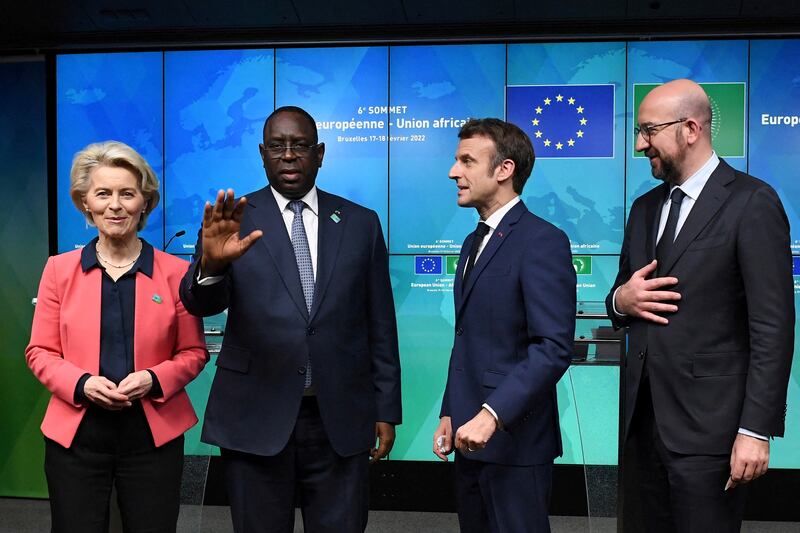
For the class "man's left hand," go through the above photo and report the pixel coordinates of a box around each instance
[454,408,497,454]
[728,433,770,489]
[370,422,396,464]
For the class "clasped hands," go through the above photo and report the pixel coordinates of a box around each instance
[614,260,681,325]
[433,409,497,461]
[82,370,153,410]
[201,189,264,276]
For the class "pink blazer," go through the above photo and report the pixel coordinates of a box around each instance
[26,247,209,448]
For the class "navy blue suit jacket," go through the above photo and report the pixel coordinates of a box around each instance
[441,201,576,466]
[180,186,401,457]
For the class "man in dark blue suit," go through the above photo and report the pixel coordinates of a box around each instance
[180,106,401,533]
[433,118,576,532]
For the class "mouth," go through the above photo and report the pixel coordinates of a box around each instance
[106,217,127,223]
[278,170,303,183]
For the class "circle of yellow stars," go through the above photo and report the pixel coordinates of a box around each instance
[531,94,588,151]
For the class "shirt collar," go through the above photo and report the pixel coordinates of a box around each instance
[270,185,319,216]
[670,151,719,202]
[483,196,521,230]
[81,236,154,278]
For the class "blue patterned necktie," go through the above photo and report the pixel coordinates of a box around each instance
[289,200,314,388]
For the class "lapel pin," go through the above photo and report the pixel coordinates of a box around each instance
[330,209,342,223]
[152,294,163,304]
[497,231,504,238]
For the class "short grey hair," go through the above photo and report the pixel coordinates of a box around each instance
[69,141,160,231]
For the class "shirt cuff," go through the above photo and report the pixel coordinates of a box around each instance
[738,427,769,441]
[197,271,225,286]
[74,373,91,404]
[482,403,503,430]
[146,369,163,398]
[612,286,627,317]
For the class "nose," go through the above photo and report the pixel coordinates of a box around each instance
[109,193,122,210]
[280,146,298,160]
[634,131,649,153]
[448,162,460,181]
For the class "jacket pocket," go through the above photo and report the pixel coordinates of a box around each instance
[215,345,251,374]
[482,266,511,278]
[482,370,507,389]
[692,351,748,377]
[686,233,727,251]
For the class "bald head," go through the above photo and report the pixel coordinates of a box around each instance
[636,79,715,184]
[643,79,712,140]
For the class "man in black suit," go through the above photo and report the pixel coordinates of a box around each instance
[607,79,794,532]
[180,106,401,533]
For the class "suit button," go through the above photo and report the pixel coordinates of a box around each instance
[307,327,315,335]
[638,351,644,360]
[298,367,306,375]
[456,327,463,336]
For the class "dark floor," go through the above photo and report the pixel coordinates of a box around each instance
[1,499,799,532]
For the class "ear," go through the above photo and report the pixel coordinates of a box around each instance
[495,158,516,185]
[684,118,703,145]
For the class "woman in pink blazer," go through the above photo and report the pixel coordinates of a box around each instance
[26,141,209,533]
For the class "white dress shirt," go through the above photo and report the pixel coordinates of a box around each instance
[270,186,319,279]
[465,196,521,278]
[655,151,719,243]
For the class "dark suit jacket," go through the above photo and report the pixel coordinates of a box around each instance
[606,159,794,455]
[440,200,576,466]
[180,186,401,457]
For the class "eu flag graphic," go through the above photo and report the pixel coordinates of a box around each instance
[415,256,443,275]
[506,84,615,158]
[793,256,800,276]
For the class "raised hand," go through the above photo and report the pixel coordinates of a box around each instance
[201,189,263,276]
[614,260,681,325]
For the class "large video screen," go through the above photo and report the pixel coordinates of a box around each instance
[56,40,800,467]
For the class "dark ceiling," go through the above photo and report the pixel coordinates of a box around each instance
[3,0,800,53]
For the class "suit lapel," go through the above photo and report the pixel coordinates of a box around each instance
[310,190,345,322]
[453,233,473,315]
[80,267,103,374]
[247,187,310,320]
[134,268,161,368]
[659,160,733,276]
[458,201,526,315]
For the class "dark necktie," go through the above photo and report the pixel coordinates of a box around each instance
[462,222,491,288]
[289,200,314,388]
[655,188,686,275]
